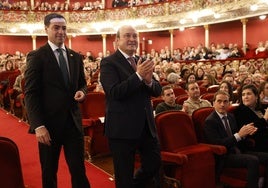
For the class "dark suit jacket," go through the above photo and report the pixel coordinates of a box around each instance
[100,50,162,139]
[204,111,244,154]
[233,104,268,151]
[24,43,87,135]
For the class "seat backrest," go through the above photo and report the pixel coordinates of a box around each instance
[155,111,197,152]
[207,84,219,93]
[201,93,215,105]
[151,97,164,110]
[192,107,214,143]
[175,94,188,105]
[0,137,25,188]
[80,92,105,118]
[172,86,187,97]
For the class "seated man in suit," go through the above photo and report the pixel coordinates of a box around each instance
[155,85,184,115]
[204,90,268,188]
[183,81,212,115]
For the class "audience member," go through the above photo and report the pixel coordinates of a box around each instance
[204,90,268,188]
[234,84,268,152]
[183,81,212,116]
[200,74,218,88]
[9,64,26,114]
[155,85,183,115]
[259,81,268,105]
[219,80,234,103]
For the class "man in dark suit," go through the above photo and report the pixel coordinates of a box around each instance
[24,13,90,188]
[204,90,268,188]
[100,25,162,188]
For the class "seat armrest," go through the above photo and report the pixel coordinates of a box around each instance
[82,118,95,128]
[200,143,227,155]
[161,151,188,165]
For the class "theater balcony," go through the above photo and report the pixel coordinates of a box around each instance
[0,0,267,36]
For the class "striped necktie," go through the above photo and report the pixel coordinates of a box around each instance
[128,57,137,71]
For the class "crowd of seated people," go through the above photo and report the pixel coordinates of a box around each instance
[151,42,268,64]
[0,0,253,11]
[0,0,104,11]
[1,39,268,118]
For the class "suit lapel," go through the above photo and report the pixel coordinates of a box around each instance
[66,48,74,85]
[45,43,68,88]
[213,111,228,136]
[115,50,136,73]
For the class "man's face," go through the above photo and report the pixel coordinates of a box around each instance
[116,26,138,56]
[187,83,200,100]
[45,18,66,47]
[213,93,230,115]
[162,88,176,105]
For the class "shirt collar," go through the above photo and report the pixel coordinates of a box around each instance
[215,110,227,119]
[48,41,66,52]
[118,48,135,59]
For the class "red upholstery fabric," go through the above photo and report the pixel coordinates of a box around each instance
[199,86,207,95]
[172,87,187,97]
[79,92,109,159]
[192,107,214,143]
[80,92,105,119]
[151,97,164,110]
[200,93,215,105]
[155,111,216,188]
[175,94,188,105]
[207,84,219,93]
[0,137,25,188]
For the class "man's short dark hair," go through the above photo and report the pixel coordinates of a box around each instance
[161,85,173,95]
[213,90,230,102]
[44,13,66,27]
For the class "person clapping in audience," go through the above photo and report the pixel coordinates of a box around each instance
[234,84,268,152]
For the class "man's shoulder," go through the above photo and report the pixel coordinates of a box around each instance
[205,110,218,123]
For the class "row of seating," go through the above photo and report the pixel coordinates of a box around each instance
[80,91,262,187]
[0,70,27,121]
[155,107,264,188]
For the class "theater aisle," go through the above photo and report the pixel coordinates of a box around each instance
[0,108,115,188]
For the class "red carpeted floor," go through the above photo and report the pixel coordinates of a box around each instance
[0,108,115,188]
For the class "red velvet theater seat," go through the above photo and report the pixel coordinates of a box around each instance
[79,92,110,161]
[155,111,225,188]
[0,137,26,188]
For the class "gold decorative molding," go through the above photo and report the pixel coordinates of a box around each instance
[0,0,267,36]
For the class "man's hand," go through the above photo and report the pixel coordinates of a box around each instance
[35,126,51,146]
[74,90,85,102]
[136,58,154,84]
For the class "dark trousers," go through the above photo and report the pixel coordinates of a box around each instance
[109,125,161,188]
[38,118,90,188]
[223,151,268,188]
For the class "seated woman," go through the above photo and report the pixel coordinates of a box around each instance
[233,84,268,152]
[219,80,234,103]
[259,81,268,106]
[200,73,218,88]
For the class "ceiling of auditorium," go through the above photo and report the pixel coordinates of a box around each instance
[0,0,267,36]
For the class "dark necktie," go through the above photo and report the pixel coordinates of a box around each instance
[223,116,241,154]
[222,116,232,136]
[57,48,69,86]
[128,57,137,71]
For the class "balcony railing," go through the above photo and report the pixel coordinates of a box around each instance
[0,0,267,35]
